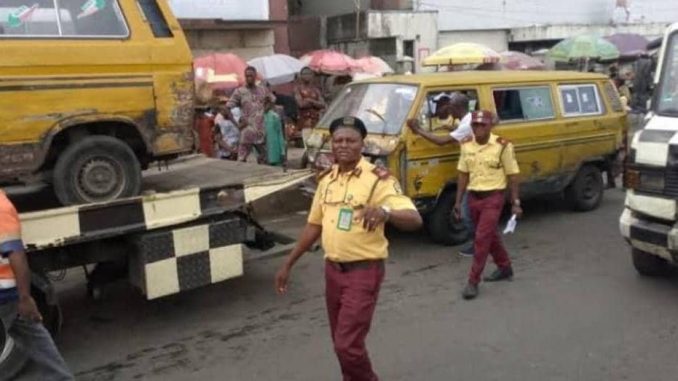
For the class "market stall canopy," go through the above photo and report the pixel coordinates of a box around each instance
[194,53,250,89]
[548,35,620,62]
[423,43,501,66]
[247,54,305,86]
[300,50,359,75]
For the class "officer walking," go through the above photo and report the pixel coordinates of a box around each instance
[454,110,522,300]
[275,117,422,381]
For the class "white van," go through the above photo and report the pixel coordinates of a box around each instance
[620,22,678,275]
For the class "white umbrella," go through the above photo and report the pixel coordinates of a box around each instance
[247,54,305,85]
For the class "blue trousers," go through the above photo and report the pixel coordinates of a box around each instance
[0,301,73,380]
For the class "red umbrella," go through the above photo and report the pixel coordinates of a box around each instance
[193,53,250,89]
[499,51,545,70]
[300,50,359,75]
[354,56,394,75]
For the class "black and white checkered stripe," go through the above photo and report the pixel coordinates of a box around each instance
[128,216,253,299]
[19,170,311,252]
[631,128,678,166]
[623,127,678,260]
[19,185,241,252]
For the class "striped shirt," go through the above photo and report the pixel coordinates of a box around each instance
[0,191,22,304]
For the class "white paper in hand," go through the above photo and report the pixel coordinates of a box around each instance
[503,214,518,234]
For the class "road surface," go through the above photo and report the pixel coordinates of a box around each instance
[18,188,678,381]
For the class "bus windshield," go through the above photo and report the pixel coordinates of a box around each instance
[656,31,678,117]
[318,83,418,135]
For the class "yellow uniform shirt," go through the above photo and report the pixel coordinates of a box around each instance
[457,133,520,191]
[308,158,417,262]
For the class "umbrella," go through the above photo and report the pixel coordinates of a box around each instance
[604,33,649,59]
[548,35,620,62]
[423,43,501,66]
[300,49,359,75]
[354,56,394,75]
[499,51,545,70]
[193,53,249,89]
[247,54,305,86]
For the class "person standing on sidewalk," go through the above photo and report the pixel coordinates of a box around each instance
[227,66,275,164]
[275,117,422,381]
[406,92,477,257]
[454,110,522,300]
[0,191,74,380]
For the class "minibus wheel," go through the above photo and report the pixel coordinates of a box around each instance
[53,136,142,205]
[427,190,470,246]
[565,165,604,211]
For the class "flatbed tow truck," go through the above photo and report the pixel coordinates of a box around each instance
[0,156,311,377]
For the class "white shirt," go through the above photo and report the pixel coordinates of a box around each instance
[449,113,472,142]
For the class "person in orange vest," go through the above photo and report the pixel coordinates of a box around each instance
[1,191,74,380]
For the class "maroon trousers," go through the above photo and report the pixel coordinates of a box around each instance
[325,261,384,381]
[468,192,512,285]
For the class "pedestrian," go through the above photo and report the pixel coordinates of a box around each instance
[294,67,326,136]
[214,106,239,160]
[227,66,275,164]
[275,116,422,381]
[454,110,522,300]
[0,191,74,380]
[406,92,476,257]
[264,98,286,167]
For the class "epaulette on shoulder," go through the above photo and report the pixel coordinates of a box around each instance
[316,167,332,181]
[372,166,391,180]
[497,136,511,146]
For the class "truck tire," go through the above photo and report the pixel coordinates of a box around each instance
[565,165,604,211]
[53,136,142,205]
[426,190,469,246]
[632,248,671,277]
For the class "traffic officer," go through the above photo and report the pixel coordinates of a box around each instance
[454,110,522,300]
[275,116,422,381]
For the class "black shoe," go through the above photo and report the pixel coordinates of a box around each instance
[484,267,514,282]
[462,283,479,300]
[459,243,474,258]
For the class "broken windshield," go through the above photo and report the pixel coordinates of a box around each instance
[319,83,418,135]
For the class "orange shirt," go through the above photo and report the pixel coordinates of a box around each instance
[0,191,22,295]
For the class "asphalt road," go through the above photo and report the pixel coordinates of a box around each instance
[18,187,678,381]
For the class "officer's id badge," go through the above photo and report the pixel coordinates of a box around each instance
[337,208,353,231]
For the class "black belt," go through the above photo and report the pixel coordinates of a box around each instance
[468,190,504,199]
[327,259,384,272]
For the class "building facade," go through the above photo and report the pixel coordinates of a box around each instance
[418,0,678,52]
[169,0,290,59]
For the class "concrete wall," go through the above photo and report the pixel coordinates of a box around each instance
[366,11,438,71]
[296,0,367,16]
[438,30,509,52]
[510,22,668,43]
[185,30,276,60]
[418,0,678,31]
[289,16,326,57]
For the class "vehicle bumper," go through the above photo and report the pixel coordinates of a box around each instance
[620,208,678,263]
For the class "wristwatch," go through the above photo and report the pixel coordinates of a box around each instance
[380,205,392,221]
[512,199,521,207]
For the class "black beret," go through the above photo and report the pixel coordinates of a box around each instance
[329,116,367,139]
